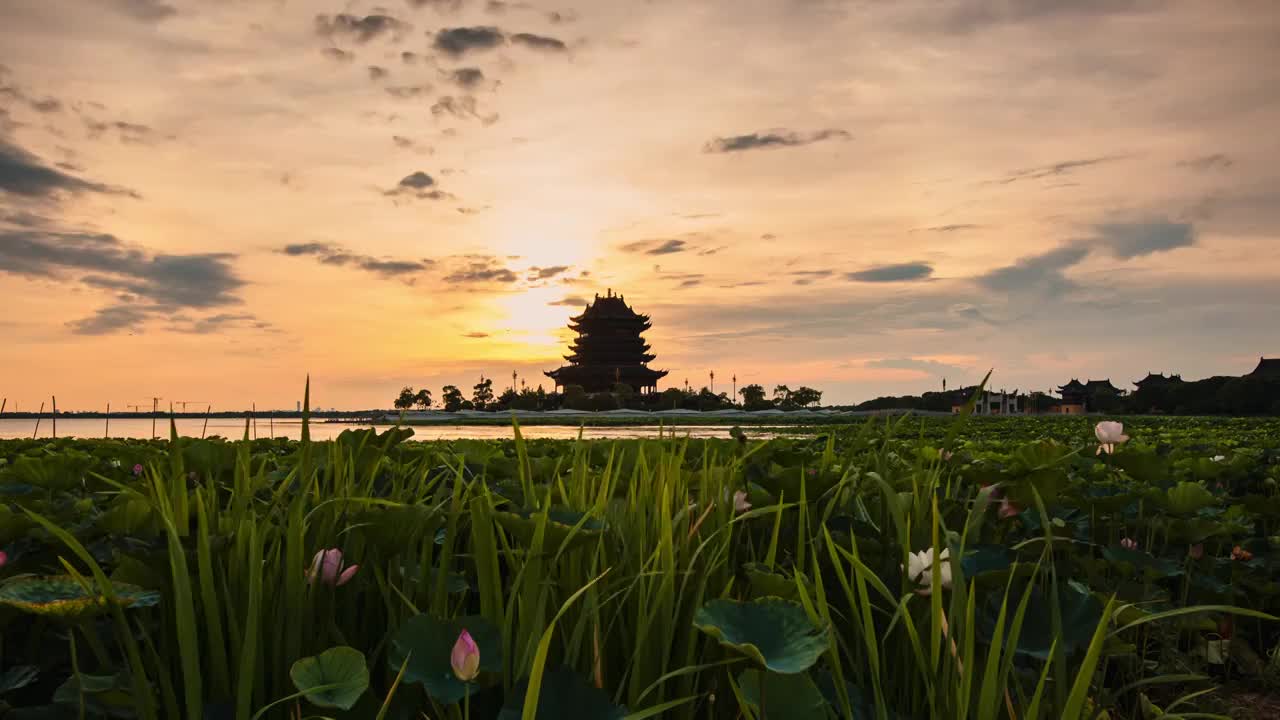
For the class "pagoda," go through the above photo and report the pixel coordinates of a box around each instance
[544,290,668,394]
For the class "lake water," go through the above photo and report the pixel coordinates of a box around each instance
[0,418,779,441]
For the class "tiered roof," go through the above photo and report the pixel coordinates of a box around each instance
[544,290,668,393]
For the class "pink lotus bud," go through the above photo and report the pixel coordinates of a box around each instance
[733,490,751,513]
[132,463,144,476]
[306,548,359,586]
[451,629,480,682]
[998,499,1023,519]
[0,550,7,568]
[1120,537,1138,551]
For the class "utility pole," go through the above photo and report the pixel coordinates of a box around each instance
[51,396,57,439]
[512,370,518,393]
[732,374,737,404]
[710,370,715,395]
[151,396,162,440]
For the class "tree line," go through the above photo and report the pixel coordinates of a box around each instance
[393,380,823,412]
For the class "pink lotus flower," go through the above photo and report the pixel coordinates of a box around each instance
[132,463,144,476]
[451,629,480,682]
[733,490,752,513]
[998,498,1023,519]
[1120,537,1138,551]
[1189,544,1204,560]
[306,548,359,586]
[0,550,7,569]
[1095,421,1129,455]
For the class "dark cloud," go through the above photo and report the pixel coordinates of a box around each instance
[847,262,935,283]
[450,67,486,89]
[549,295,588,306]
[547,10,576,23]
[698,245,726,256]
[30,98,62,113]
[485,1,510,12]
[383,170,454,200]
[431,95,498,124]
[463,331,490,338]
[791,269,834,285]
[368,66,390,81]
[84,119,159,145]
[528,265,570,280]
[919,224,982,233]
[932,0,1158,34]
[1094,220,1195,259]
[108,0,178,23]
[975,245,1086,294]
[315,14,411,44]
[321,47,355,62]
[386,84,433,99]
[703,128,850,154]
[510,32,567,52]
[621,238,688,255]
[1178,154,1233,172]
[433,27,506,57]
[279,242,434,280]
[997,155,1123,185]
[0,138,137,199]
[407,0,466,10]
[0,223,247,334]
[401,51,421,64]
[172,313,263,335]
[444,260,519,283]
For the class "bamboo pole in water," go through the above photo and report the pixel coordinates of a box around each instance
[269,409,274,438]
[252,402,257,439]
[32,401,44,439]
[202,403,211,439]
[51,396,57,439]
[105,403,110,438]
[151,397,158,440]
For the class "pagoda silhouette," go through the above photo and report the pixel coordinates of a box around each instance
[544,289,668,394]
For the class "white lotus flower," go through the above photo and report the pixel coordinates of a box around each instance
[1212,455,1226,463]
[904,548,952,596]
[1095,421,1129,455]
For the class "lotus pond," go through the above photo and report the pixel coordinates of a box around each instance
[1,409,1279,719]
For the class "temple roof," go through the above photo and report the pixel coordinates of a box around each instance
[1134,372,1183,387]
[570,290,649,323]
[1084,379,1121,392]
[1248,357,1280,378]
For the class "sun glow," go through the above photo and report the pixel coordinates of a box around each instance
[492,286,579,348]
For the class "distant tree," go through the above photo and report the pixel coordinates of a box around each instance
[660,387,684,410]
[496,388,519,410]
[611,382,635,406]
[739,384,770,410]
[563,384,590,411]
[772,385,792,407]
[412,388,433,410]
[441,385,465,412]
[472,377,494,410]
[790,386,823,408]
[394,386,416,410]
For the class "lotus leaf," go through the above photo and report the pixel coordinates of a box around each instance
[0,576,159,618]
[290,646,369,710]
[493,508,606,552]
[693,597,829,674]
[738,669,828,719]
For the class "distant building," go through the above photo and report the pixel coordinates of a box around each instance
[952,389,1023,415]
[1133,372,1184,391]
[544,290,669,394]
[1247,357,1280,379]
[1052,378,1123,413]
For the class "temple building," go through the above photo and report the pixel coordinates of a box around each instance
[1134,372,1184,390]
[1247,357,1280,379]
[544,290,669,394]
[1053,378,1123,414]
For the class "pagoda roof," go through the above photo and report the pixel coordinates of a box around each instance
[1084,379,1120,391]
[1134,372,1183,387]
[1057,379,1086,391]
[570,290,650,323]
[1248,357,1280,378]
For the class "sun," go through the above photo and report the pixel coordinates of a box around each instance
[493,285,578,347]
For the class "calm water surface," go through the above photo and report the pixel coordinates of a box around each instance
[0,418,784,441]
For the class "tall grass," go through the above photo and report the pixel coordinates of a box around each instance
[10,382,1272,719]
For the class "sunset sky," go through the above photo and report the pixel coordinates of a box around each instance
[2,0,1278,410]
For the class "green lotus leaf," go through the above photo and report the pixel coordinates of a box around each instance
[979,580,1101,660]
[743,563,807,600]
[498,665,626,720]
[1102,546,1183,579]
[389,614,502,704]
[0,576,159,618]
[693,597,829,674]
[738,669,827,719]
[290,646,369,710]
[1164,482,1218,515]
[0,665,38,695]
[493,508,606,552]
